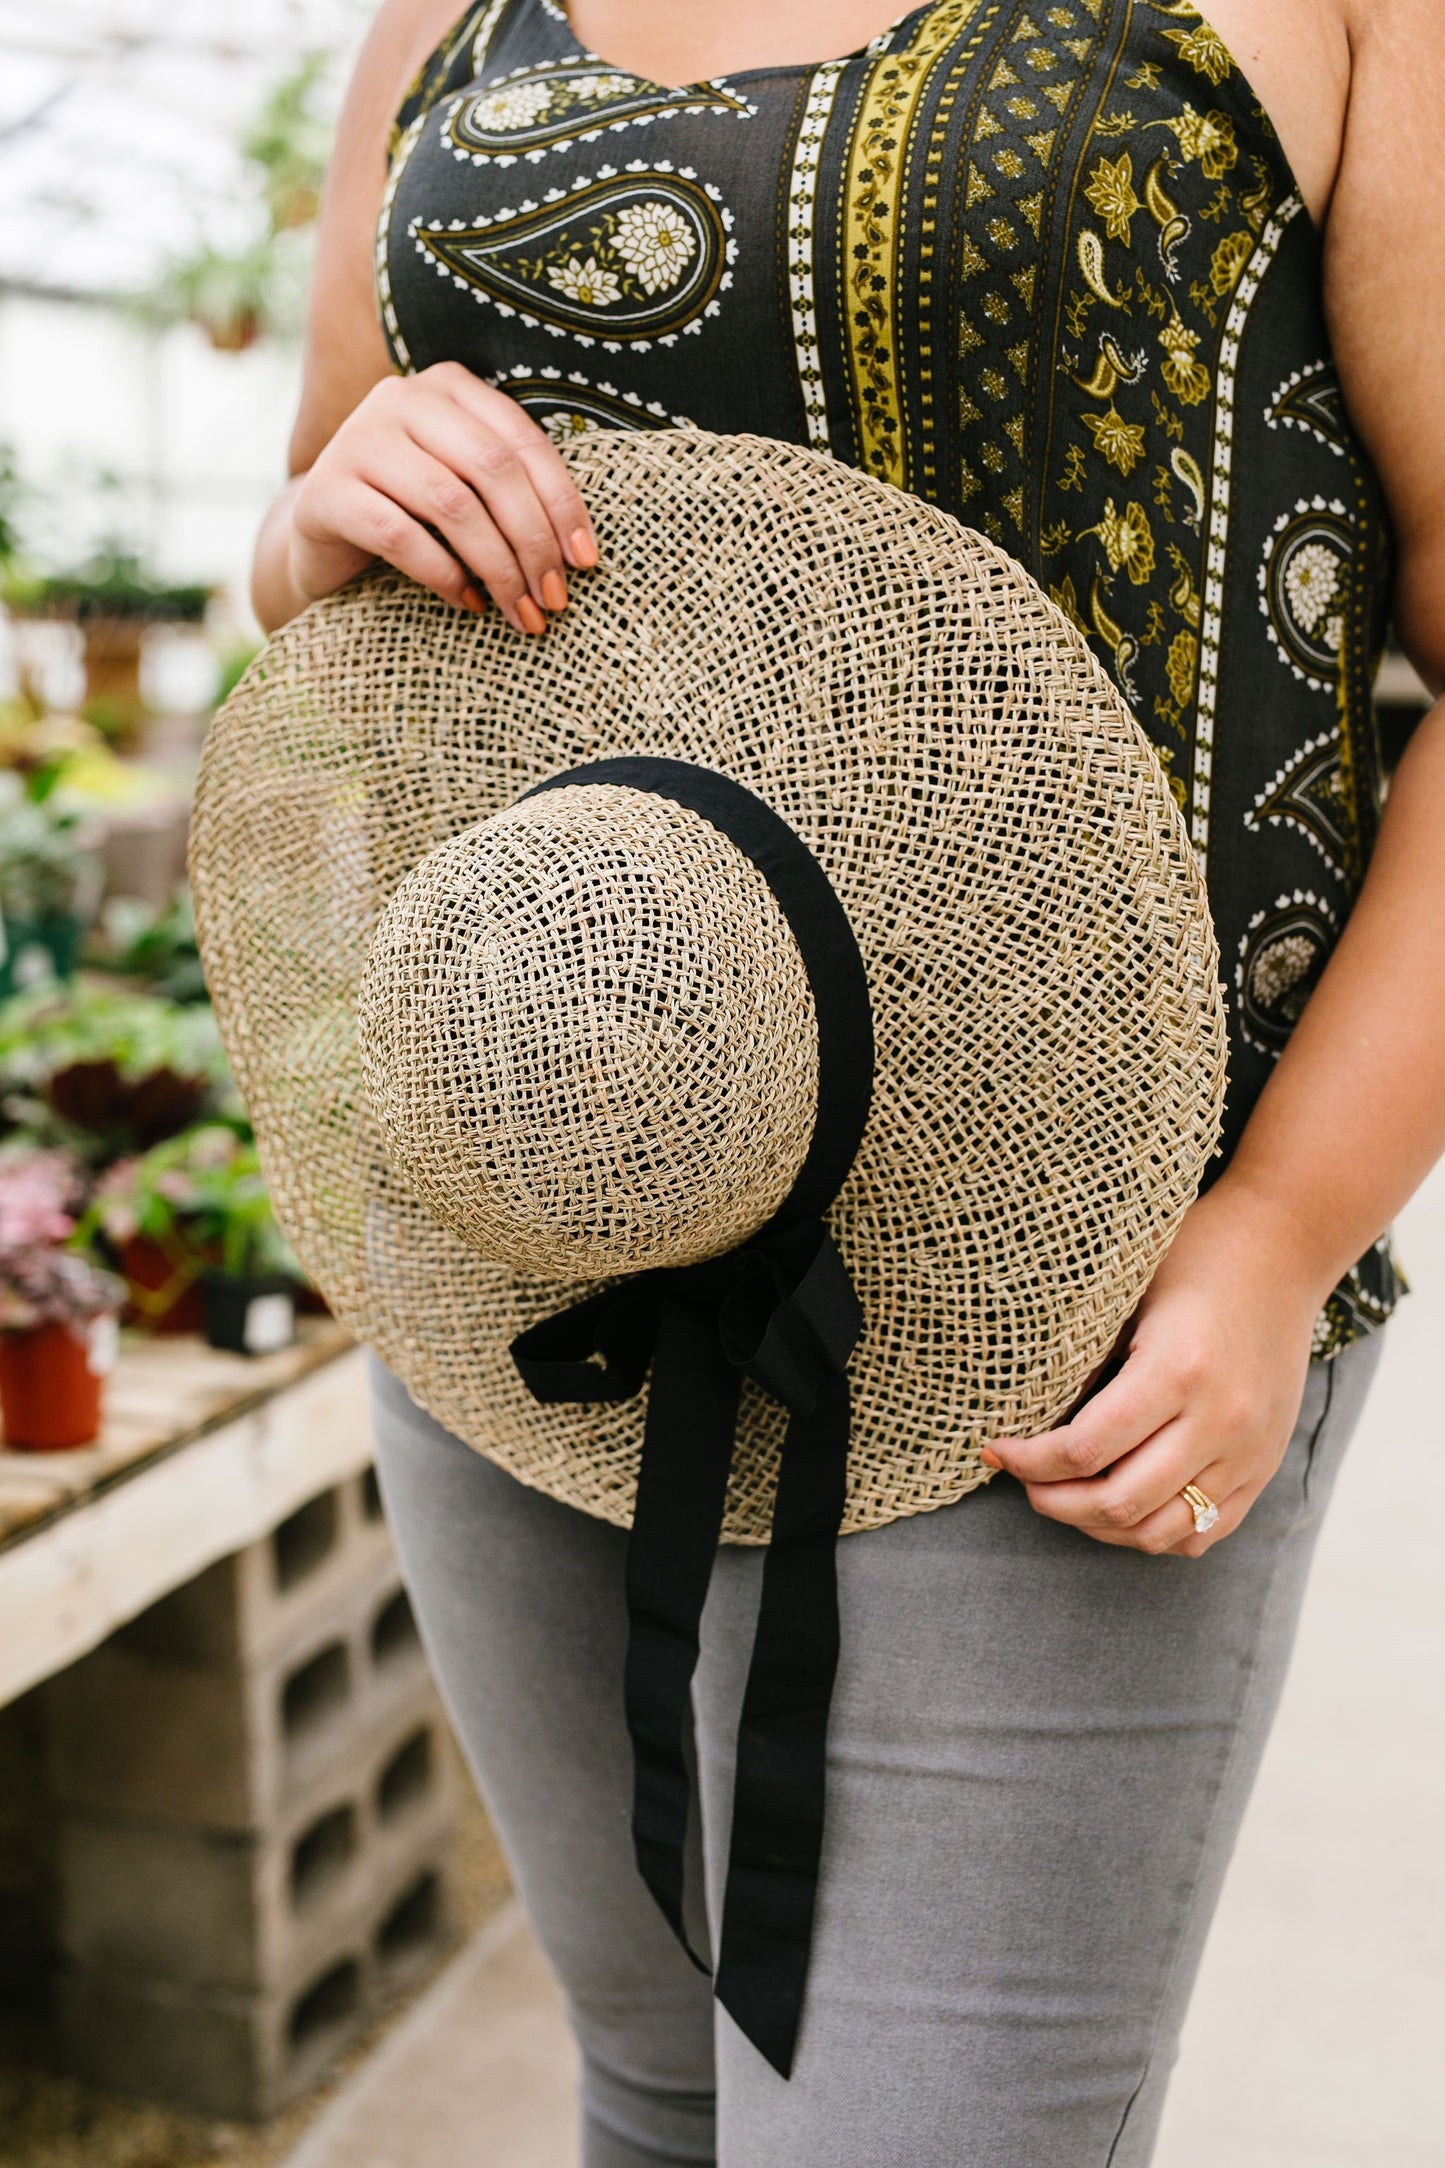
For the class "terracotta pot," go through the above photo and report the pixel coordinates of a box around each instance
[118,1233,211,1334]
[82,618,146,743]
[0,1316,116,1451]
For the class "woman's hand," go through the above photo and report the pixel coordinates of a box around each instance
[287,362,600,634]
[979,1178,1331,1558]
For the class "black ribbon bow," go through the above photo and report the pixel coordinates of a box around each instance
[510,757,875,2079]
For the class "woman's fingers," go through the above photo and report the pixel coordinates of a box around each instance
[403,385,578,615]
[982,1344,1182,1483]
[1018,1412,1230,1542]
[1079,1471,1256,1559]
[288,364,602,626]
[295,476,489,614]
[426,363,600,569]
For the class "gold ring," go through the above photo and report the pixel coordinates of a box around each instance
[1181,1482,1219,1535]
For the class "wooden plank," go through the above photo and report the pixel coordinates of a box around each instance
[0,1318,355,1549]
[0,1345,373,1709]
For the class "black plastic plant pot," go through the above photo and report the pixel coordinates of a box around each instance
[200,1271,297,1356]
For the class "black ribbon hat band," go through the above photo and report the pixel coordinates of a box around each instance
[509,757,875,2076]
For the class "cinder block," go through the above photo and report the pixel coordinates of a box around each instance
[56,1708,457,1990]
[42,1555,431,1833]
[110,1469,392,1671]
[56,1831,457,2121]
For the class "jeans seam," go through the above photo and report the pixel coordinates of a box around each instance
[1102,1361,1338,2166]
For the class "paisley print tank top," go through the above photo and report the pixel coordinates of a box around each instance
[379,0,1402,1354]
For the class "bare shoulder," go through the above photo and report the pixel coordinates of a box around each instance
[288,0,472,472]
[1326,0,1445,679]
[1195,0,1350,227]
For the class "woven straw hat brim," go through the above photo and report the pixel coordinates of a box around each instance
[191,429,1225,1541]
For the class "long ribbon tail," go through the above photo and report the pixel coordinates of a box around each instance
[714,1369,849,2077]
[623,1289,741,1967]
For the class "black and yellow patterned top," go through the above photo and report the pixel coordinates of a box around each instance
[379,0,1403,1354]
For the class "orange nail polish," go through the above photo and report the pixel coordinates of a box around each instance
[569,526,600,568]
[540,569,568,612]
[461,585,486,613]
[517,594,547,635]
[979,1448,1003,1471]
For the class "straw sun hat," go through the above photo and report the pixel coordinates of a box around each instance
[191,427,1225,2071]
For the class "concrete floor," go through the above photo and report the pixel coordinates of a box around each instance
[285,1162,1445,2168]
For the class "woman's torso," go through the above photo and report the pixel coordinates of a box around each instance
[378,0,1399,1351]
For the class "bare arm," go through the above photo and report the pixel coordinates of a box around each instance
[251,0,597,635]
[1220,0,1445,1281]
[984,0,1445,1552]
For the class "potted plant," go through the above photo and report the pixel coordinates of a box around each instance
[0,980,230,1159]
[149,54,327,352]
[0,1149,122,1450]
[0,778,99,998]
[85,1124,297,1351]
[2,551,212,745]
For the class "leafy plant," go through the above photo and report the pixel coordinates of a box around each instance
[0,777,95,923]
[92,889,208,1005]
[0,443,21,572]
[87,1124,296,1280]
[151,53,332,350]
[0,980,231,1155]
[0,1146,122,1331]
[2,549,211,625]
[245,53,331,233]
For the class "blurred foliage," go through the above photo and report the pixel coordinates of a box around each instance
[153,53,332,349]
[0,775,94,925]
[0,979,233,1161]
[246,53,332,233]
[0,444,21,571]
[84,1122,296,1280]
[93,889,208,1006]
[216,641,262,706]
[3,550,211,625]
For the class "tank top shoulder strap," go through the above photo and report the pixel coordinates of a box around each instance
[389,0,566,158]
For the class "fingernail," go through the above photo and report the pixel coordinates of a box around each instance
[979,1448,1003,1471]
[568,526,600,568]
[516,594,547,636]
[540,568,568,613]
[461,584,486,613]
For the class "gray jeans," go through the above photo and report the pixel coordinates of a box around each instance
[369,1331,1382,2167]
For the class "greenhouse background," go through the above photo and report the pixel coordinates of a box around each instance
[0,4,1442,2165]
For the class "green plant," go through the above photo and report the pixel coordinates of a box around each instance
[0,981,226,1090]
[92,889,208,1005]
[151,53,332,350]
[87,1124,296,1280]
[245,53,331,232]
[216,640,262,706]
[0,1146,122,1330]
[0,980,231,1155]
[0,781,93,924]
[2,550,211,625]
[0,443,21,572]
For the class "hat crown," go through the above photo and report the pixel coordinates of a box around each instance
[357,782,820,1278]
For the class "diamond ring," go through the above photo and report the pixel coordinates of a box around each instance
[1181,1482,1219,1535]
